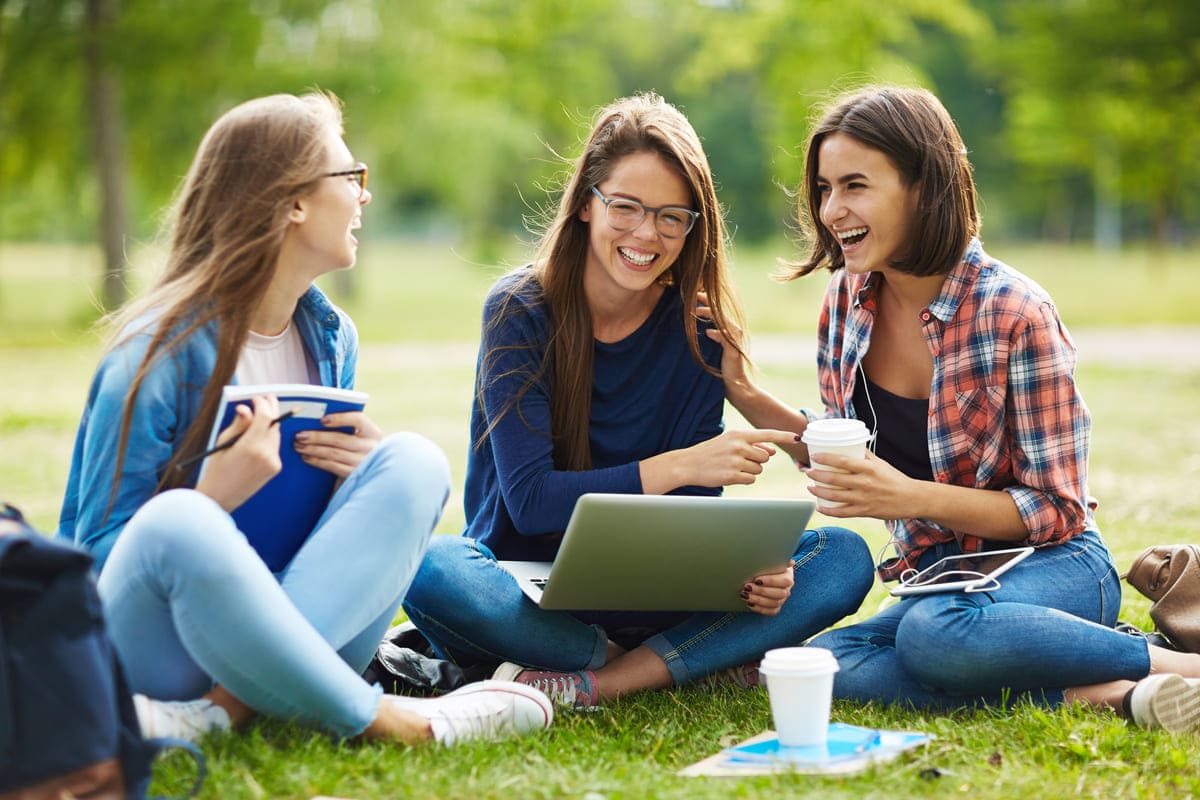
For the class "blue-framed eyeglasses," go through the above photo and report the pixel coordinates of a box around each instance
[590,186,699,239]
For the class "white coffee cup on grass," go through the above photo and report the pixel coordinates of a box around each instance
[758,646,840,748]
[801,418,872,509]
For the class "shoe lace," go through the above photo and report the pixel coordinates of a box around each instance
[524,672,581,706]
[435,695,507,741]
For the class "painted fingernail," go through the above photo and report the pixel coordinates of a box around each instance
[794,434,803,442]
[740,589,750,599]
[755,579,764,587]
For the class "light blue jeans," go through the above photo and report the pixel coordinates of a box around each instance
[402,527,874,684]
[97,432,450,738]
[809,529,1150,709]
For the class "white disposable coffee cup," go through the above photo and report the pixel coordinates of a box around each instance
[758,646,840,748]
[801,418,871,509]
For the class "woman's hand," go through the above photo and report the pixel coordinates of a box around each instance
[687,429,798,487]
[680,429,799,489]
[196,394,284,512]
[640,429,798,494]
[741,561,795,616]
[804,448,918,520]
[695,292,810,462]
[293,410,382,478]
[809,449,1032,541]
[696,291,754,402]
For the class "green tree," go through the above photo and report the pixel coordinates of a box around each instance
[991,0,1200,246]
[1,0,333,307]
[677,0,989,237]
[11,0,1197,269]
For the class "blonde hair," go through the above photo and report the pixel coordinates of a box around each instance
[109,92,344,497]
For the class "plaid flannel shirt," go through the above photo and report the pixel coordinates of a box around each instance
[809,239,1095,581]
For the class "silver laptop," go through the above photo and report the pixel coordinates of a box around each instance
[499,493,816,612]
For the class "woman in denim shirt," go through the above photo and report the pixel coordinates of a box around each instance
[708,86,1200,732]
[56,92,551,746]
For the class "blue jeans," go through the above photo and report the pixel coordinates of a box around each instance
[97,432,450,738]
[809,529,1150,709]
[402,526,873,684]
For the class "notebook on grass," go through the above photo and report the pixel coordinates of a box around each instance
[196,383,367,571]
[678,723,934,777]
[499,494,815,612]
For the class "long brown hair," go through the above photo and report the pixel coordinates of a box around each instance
[105,92,344,500]
[783,85,979,280]
[482,93,745,471]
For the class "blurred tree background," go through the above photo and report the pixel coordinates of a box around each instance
[1,0,1197,308]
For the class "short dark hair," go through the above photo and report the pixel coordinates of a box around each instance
[784,86,979,279]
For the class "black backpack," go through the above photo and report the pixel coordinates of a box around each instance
[0,503,204,799]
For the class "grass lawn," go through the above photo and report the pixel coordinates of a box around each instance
[3,240,1200,798]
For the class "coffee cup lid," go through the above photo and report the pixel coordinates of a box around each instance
[758,646,839,675]
[802,418,871,446]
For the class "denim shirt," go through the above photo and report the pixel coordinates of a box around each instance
[56,286,357,572]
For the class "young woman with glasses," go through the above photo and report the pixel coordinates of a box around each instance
[56,92,552,746]
[706,85,1200,731]
[400,93,874,709]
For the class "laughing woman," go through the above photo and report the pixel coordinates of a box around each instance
[401,93,873,709]
[709,85,1200,731]
[57,92,551,746]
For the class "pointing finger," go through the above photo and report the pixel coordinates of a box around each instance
[740,429,802,447]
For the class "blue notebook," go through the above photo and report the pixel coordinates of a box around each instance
[701,722,932,775]
[197,384,368,571]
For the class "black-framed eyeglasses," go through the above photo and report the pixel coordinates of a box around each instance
[590,186,698,239]
[326,162,368,199]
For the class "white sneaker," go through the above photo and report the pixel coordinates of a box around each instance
[132,694,232,741]
[1128,674,1200,732]
[387,680,553,746]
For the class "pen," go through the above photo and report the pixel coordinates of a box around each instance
[175,409,296,471]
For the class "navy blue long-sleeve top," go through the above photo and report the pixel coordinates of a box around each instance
[463,269,725,561]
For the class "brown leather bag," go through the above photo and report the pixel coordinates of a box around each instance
[1124,544,1200,652]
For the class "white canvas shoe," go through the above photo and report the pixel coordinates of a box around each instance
[132,694,232,741]
[1128,674,1200,732]
[387,680,553,746]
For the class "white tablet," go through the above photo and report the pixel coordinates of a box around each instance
[889,546,1035,597]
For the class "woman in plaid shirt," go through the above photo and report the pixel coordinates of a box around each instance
[705,86,1200,731]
